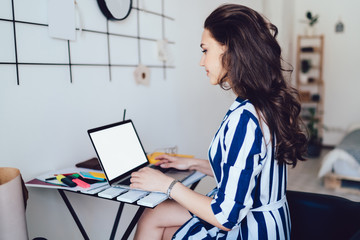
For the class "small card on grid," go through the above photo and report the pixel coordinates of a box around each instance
[116,190,149,203]
[48,0,76,40]
[137,192,168,208]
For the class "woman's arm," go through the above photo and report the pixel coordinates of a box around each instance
[170,181,230,231]
[130,167,229,231]
[155,154,214,177]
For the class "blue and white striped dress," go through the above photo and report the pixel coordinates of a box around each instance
[173,98,291,239]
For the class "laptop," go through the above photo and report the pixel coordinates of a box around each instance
[87,119,195,190]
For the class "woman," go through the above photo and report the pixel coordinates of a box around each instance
[130,4,307,240]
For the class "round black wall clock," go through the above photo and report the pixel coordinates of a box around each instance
[97,0,132,21]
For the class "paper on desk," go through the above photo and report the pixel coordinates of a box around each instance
[117,189,149,203]
[137,192,167,208]
[26,167,107,192]
[181,171,206,187]
[147,152,194,164]
[80,184,110,195]
[137,171,206,208]
[89,172,106,179]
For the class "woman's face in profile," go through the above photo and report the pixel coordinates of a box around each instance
[200,29,226,85]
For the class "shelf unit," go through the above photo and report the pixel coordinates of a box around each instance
[296,35,325,139]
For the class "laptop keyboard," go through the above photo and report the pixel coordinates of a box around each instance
[114,165,169,186]
[150,165,169,173]
[116,176,131,185]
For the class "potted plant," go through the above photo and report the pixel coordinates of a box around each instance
[306,107,322,157]
[306,11,319,27]
[304,11,319,36]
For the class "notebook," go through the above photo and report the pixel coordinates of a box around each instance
[87,119,195,191]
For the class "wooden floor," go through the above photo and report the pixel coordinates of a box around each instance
[287,148,360,202]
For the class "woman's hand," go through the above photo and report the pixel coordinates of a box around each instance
[155,154,214,176]
[130,167,174,193]
[154,154,192,171]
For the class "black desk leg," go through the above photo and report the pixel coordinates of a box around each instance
[110,202,125,240]
[121,206,145,240]
[58,190,90,240]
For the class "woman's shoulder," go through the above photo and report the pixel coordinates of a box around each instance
[228,98,258,121]
[229,98,271,143]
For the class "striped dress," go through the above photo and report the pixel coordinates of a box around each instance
[173,98,291,240]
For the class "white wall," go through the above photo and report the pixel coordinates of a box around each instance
[171,0,263,158]
[2,0,358,238]
[265,0,360,146]
[292,0,360,145]
[263,0,295,64]
[0,0,261,239]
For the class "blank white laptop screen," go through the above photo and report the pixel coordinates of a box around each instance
[88,121,148,181]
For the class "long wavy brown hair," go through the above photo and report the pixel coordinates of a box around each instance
[205,4,307,166]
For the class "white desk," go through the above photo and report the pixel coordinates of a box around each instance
[26,169,205,239]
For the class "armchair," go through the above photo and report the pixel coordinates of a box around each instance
[287,190,360,240]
